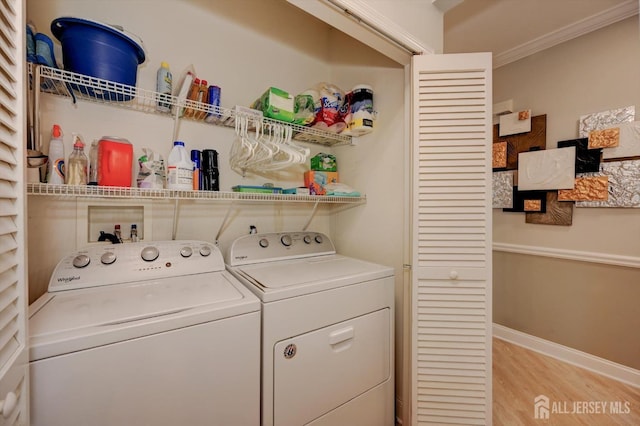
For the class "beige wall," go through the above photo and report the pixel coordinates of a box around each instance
[492,16,640,369]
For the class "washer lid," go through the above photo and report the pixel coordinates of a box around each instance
[235,254,393,290]
[29,272,259,360]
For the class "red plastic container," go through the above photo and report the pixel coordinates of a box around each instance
[97,136,133,187]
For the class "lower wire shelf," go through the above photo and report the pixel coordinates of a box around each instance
[26,183,367,205]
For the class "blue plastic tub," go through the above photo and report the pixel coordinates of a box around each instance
[51,17,145,101]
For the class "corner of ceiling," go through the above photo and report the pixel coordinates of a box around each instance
[493,0,639,69]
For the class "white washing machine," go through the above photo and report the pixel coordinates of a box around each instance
[225,231,395,426]
[29,240,261,426]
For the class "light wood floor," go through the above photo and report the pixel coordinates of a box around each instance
[493,337,640,425]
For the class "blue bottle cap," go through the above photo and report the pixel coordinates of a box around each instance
[174,141,184,146]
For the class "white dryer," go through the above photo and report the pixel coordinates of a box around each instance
[225,231,395,426]
[29,240,261,426]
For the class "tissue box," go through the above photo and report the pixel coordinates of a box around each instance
[251,87,294,123]
[304,171,339,195]
[310,153,337,172]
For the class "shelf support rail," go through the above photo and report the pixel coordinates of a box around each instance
[171,199,180,240]
[214,200,235,246]
[302,200,320,232]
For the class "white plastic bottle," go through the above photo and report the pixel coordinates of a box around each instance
[156,62,172,113]
[47,124,65,184]
[66,134,88,185]
[167,141,193,190]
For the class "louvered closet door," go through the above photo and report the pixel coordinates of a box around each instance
[411,53,492,426]
[0,0,29,424]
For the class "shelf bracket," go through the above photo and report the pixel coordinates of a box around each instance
[302,200,320,231]
[171,198,180,240]
[214,201,235,246]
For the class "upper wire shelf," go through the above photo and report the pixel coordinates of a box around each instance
[31,64,353,147]
[27,183,366,204]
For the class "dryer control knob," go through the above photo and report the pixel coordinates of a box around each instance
[199,245,212,257]
[100,252,117,265]
[281,234,292,247]
[303,235,312,244]
[72,254,90,268]
[259,238,269,248]
[314,234,323,244]
[180,246,193,258]
[141,246,160,262]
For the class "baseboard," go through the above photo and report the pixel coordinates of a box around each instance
[493,323,640,388]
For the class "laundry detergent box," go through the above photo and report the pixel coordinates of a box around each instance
[250,87,294,122]
[310,153,337,172]
[304,171,339,195]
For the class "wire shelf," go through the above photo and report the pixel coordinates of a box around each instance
[27,183,367,204]
[33,64,353,147]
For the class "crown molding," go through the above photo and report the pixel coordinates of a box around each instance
[494,0,639,69]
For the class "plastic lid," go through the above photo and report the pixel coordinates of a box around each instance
[73,140,84,148]
[201,80,208,86]
[174,141,185,147]
[194,78,201,85]
[52,124,62,138]
[161,61,169,68]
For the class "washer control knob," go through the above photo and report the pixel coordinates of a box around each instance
[141,246,160,262]
[100,252,117,265]
[199,245,212,257]
[303,235,312,244]
[281,234,292,247]
[314,234,323,244]
[180,246,193,258]
[72,254,90,268]
[259,238,269,248]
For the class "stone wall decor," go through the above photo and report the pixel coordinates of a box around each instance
[492,171,514,208]
[588,127,620,149]
[503,186,547,213]
[576,160,640,208]
[493,114,547,170]
[493,141,507,169]
[499,109,532,136]
[557,138,601,173]
[602,121,640,160]
[558,176,608,201]
[579,105,635,137]
[518,146,576,190]
[526,192,573,226]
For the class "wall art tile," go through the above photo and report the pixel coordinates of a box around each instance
[558,176,608,201]
[517,146,576,190]
[492,171,514,208]
[493,114,547,170]
[579,105,635,138]
[493,141,507,169]
[499,109,532,136]
[576,160,640,208]
[588,127,620,149]
[503,186,547,213]
[557,138,601,173]
[524,199,542,212]
[526,192,573,226]
[602,121,640,160]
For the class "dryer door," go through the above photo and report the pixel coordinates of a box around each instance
[273,308,391,425]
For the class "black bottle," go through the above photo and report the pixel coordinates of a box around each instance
[202,149,219,191]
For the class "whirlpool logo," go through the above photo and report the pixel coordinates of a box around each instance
[57,276,80,284]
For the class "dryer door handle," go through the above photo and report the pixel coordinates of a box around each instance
[329,326,354,345]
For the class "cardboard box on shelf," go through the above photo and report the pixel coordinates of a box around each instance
[304,171,339,195]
